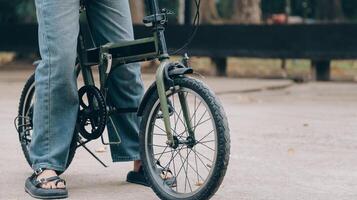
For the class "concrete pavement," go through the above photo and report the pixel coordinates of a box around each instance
[1,69,357,200]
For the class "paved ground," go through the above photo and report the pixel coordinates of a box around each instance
[1,70,357,200]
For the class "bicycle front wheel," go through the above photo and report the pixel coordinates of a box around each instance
[140,77,230,200]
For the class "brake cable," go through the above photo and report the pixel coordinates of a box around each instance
[171,0,201,55]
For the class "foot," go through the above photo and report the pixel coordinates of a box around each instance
[25,169,68,199]
[36,169,66,189]
[127,160,176,187]
[127,160,150,187]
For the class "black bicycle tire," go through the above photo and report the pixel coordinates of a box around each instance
[140,77,230,200]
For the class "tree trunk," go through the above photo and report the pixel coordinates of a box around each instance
[232,0,261,24]
[199,0,222,24]
[178,0,185,24]
[129,0,145,24]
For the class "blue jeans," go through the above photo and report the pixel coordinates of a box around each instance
[30,0,144,172]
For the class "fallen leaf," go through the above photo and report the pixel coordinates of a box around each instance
[287,148,295,155]
[195,181,204,186]
[95,146,107,153]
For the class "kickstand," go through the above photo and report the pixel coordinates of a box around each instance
[78,140,108,168]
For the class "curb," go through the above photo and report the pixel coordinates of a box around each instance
[215,81,295,95]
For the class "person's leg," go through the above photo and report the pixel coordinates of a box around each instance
[86,0,144,166]
[29,0,80,188]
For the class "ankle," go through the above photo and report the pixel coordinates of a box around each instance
[133,160,142,172]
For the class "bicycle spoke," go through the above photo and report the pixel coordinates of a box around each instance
[174,105,210,137]
[148,86,222,195]
[191,148,210,172]
[25,105,33,116]
[149,144,168,148]
[23,137,31,143]
[197,129,214,143]
[184,147,206,182]
[172,109,187,132]
[193,117,212,132]
[182,147,192,192]
[196,141,215,151]
[173,107,182,132]
[193,110,208,131]
[155,145,169,161]
[192,148,213,163]
[156,112,186,139]
[190,100,202,124]
[198,139,215,144]
[160,145,186,174]
[153,133,167,136]
[170,148,179,192]
[154,124,168,134]
[159,118,186,139]
[176,149,193,192]
[16,123,32,129]
[153,146,188,156]
[194,96,197,126]
[176,117,213,139]
[194,146,201,184]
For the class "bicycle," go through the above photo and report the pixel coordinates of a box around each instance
[15,0,230,199]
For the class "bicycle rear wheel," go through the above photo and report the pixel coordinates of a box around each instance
[140,77,230,200]
[16,73,78,173]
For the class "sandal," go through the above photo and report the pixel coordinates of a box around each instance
[25,170,68,199]
[155,161,177,187]
[126,166,150,187]
[158,169,177,187]
[126,163,177,188]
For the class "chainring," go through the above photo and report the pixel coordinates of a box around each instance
[77,85,107,140]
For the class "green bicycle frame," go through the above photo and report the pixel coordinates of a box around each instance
[77,0,194,147]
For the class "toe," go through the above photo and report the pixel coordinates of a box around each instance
[49,182,57,189]
[42,183,50,189]
[57,182,66,189]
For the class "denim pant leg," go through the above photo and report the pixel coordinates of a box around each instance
[30,0,80,172]
[86,0,145,162]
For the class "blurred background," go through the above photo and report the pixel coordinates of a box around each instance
[3,0,357,24]
[2,0,357,81]
[2,1,357,199]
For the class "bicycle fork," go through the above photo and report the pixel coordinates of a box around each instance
[155,59,195,147]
